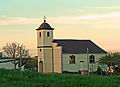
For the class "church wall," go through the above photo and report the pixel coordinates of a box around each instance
[52,43,62,73]
[43,30,53,46]
[37,29,53,73]
[38,48,44,72]
[43,48,53,72]
[38,47,53,73]
[37,30,44,46]
[62,53,106,72]
[37,30,53,46]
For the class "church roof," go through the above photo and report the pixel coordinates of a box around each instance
[36,20,54,30]
[53,39,107,54]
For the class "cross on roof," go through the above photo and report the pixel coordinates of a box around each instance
[43,16,46,20]
[43,16,46,23]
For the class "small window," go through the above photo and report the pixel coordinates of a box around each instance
[40,49,41,52]
[69,55,75,64]
[47,32,50,37]
[40,32,41,37]
[89,55,95,63]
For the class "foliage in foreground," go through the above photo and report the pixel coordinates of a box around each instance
[0,69,120,87]
[99,52,120,65]
[25,59,38,68]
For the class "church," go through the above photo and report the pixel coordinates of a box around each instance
[36,18,107,73]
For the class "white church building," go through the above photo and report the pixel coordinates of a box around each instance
[36,19,107,73]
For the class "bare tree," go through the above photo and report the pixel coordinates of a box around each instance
[2,42,30,69]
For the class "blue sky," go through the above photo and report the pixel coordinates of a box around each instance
[0,0,120,56]
[1,0,120,17]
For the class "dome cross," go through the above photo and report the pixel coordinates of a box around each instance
[43,16,46,23]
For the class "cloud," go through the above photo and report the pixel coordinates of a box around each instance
[48,12,120,24]
[67,8,85,13]
[0,17,41,26]
[0,15,7,18]
[1,12,120,25]
[71,13,120,20]
[88,6,120,9]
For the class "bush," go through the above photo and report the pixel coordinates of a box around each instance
[96,67,107,75]
[25,59,38,71]
[97,66,102,75]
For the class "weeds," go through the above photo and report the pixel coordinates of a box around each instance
[0,69,120,87]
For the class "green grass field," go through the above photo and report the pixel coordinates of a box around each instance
[0,69,120,87]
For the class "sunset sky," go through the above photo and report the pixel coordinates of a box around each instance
[0,0,120,56]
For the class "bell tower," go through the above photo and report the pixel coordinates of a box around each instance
[36,16,54,73]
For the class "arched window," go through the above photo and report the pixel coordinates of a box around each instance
[39,32,41,37]
[69,55,75,64]
[47,32,50,37]
[89,55,95,63]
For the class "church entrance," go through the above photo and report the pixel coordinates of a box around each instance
[39,61,43,73]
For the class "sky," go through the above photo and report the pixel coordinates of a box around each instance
[0,0,120,56]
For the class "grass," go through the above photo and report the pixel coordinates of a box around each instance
[0,69,120,87]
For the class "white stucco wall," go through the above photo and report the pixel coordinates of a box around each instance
[38,48,53,73]
[52,43,62,73]
[44,48,53,72]
[37,29,54,73]
[37,30,53,46]
[62,53,106,72]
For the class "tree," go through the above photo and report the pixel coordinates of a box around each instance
[99,52,120,72]
[2,42,30,69]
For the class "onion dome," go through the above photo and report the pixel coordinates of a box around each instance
[36,19,54,30]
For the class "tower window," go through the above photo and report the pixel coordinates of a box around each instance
[47,32,50,37]
[40,32,41,37]
[40,49,41,52]
[69,55,75,64]
[89,55,95,63]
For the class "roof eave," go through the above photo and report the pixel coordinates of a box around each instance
[36,28,54,30]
